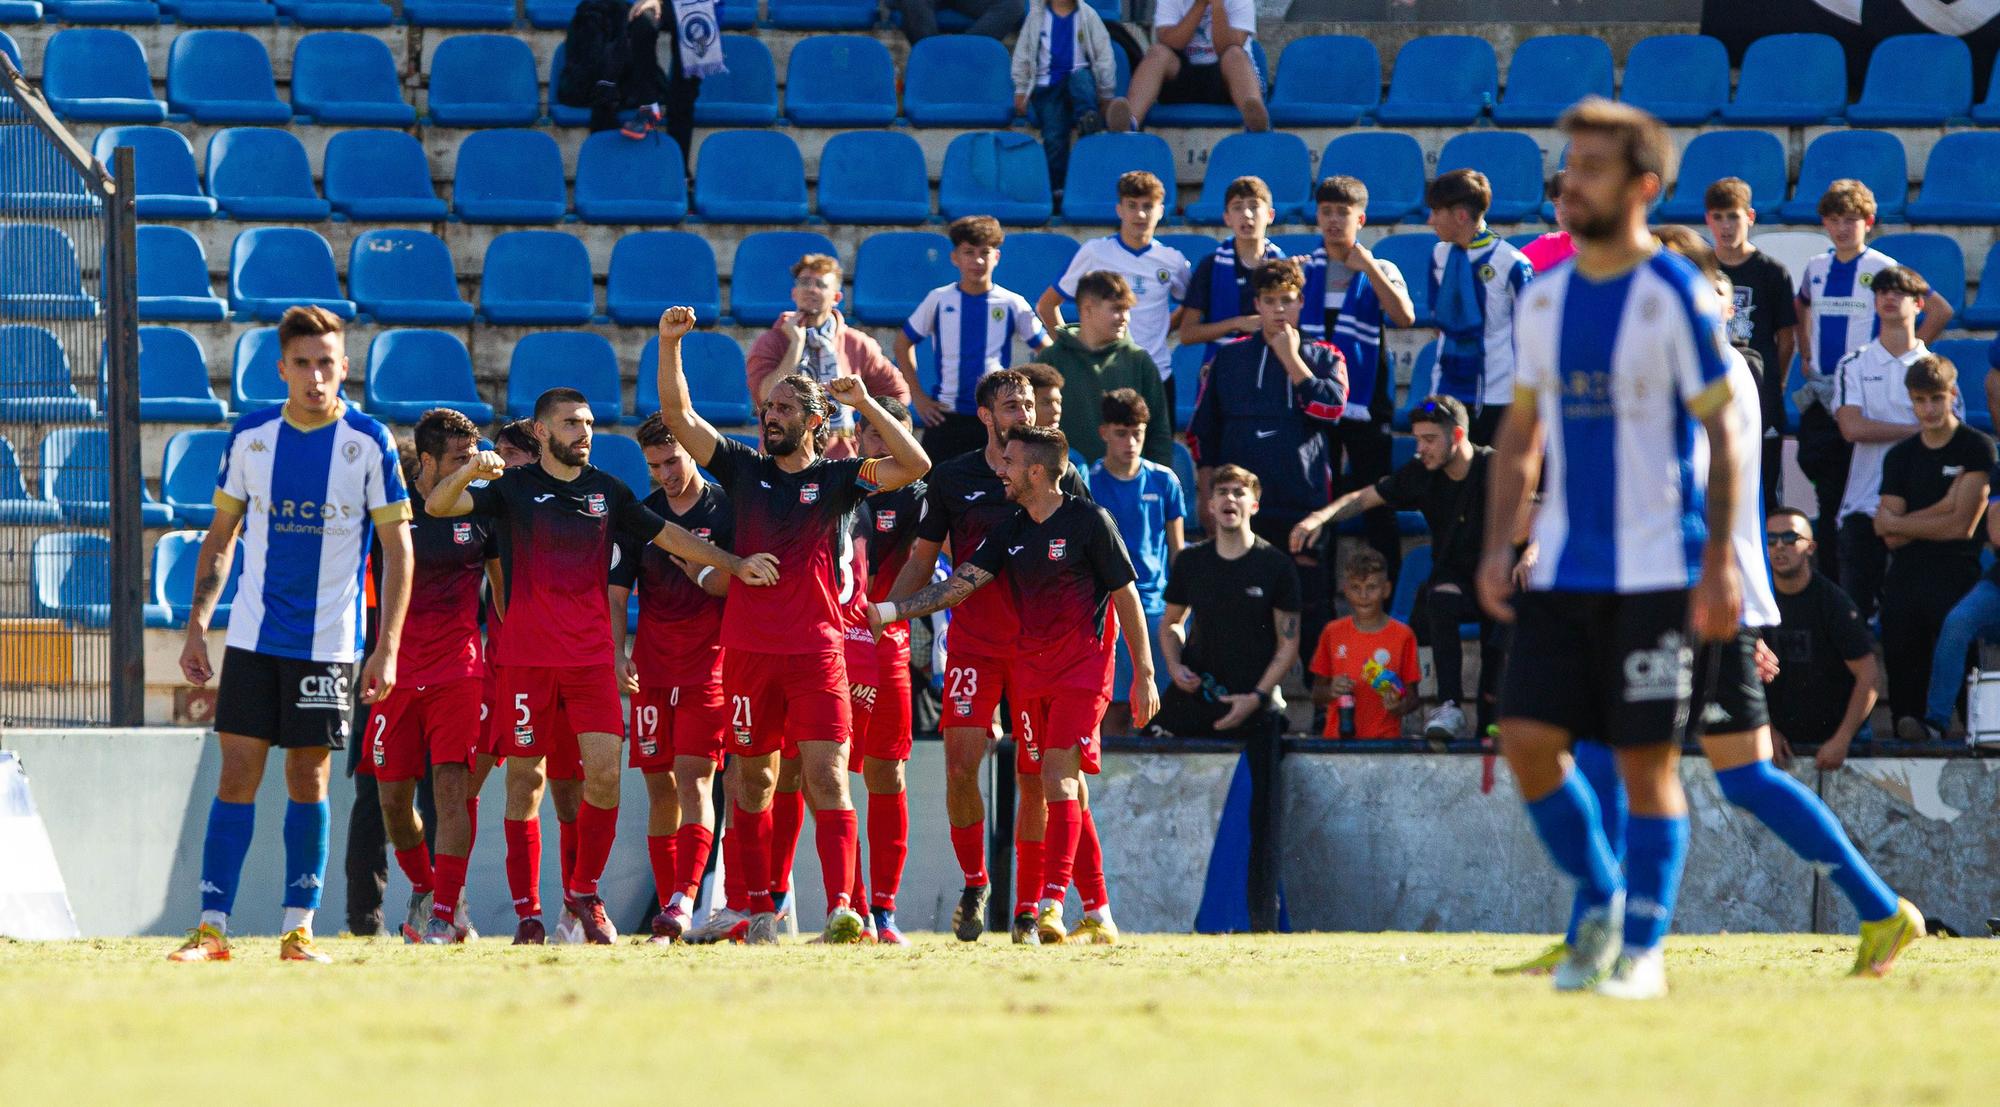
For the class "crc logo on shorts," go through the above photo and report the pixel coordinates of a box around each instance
[875,510,897,532]
[514,725,535,748]
[452,522,474,545]
[297,666,350,711]
[1047,539,1067,560]
[585,493,607,516]
[638,735,658,757]
[800,483,821,505]
[1623,631,1692,704]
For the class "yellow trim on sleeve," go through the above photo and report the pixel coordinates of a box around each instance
[1687,377,1734,420]
[856,457,883,489]
[371,501,414,525]
[212,490,245,513]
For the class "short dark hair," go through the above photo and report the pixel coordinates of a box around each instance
[414,408,480,461]
[1425,169,1491,219]
[1210,463,1260,499]
[1409,394,1468,432]
[1251,257,1306,298]
[1559,96,1671,183]
[1075,270,1136,309]
[1871,265,1930,299]
[533,387,590,422]
[1315,175,1368,208]
[277,304,345,351]
[948,215,1004,249]
[1704,177,1753,212]
[976,368,1031,410]
[1906,353,1958,395]
[870,395,912,429]
[1766,506,1813,532]
[1018,363,1064,393]
[495,419,539,459]
[1547,168,1566,201]
[1224,175,1274,208]
[1343,547,1388,581]
[1099,388,1149,427]
[1005,423,1068,477]
[635,411,674,449]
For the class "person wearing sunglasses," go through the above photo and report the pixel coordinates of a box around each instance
[1761,508,1879,769]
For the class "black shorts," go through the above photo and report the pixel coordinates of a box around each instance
[1498,589,1694,748]
[1687,629,1770,739]
[1160,58,1233,105]
[214,647,357,750]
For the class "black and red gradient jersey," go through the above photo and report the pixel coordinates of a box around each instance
[610,482,733,688]
[400,491,497,686]
[468,463,666,668]
[915,449,1088,658]
[861,480,926,601]
[969,496,1136,696]
[705,435,880,655]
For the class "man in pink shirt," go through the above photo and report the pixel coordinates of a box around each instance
[1519,169,1575,274]
[744,253,910,458]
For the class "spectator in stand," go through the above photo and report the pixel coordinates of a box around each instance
[1308,548,1420,739]
[1040,271,1171,466]
[900,0,1026,44]
[1020,362,1066,432]
[1107,0,1268,133]
[1090,389,1185,731]
[1704,177,1798,513]
[1425,169,1534,446]
[744,253,909,458]
[1924,441,2000,738]
[1180,176,1284,362]
[1040,171,1191,408]
[555,0,713,161]
[1011,0,1116,188]
[1833,265,1938,621]
[1873,354,1994,739]
[1519,169,1575,273]
[1761,508,1879,770]
[1152,464,1298,738]
[896,216,1052,462]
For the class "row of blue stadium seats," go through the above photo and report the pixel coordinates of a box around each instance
[0,0,947,32]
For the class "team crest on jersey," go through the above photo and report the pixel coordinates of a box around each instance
[514,725,534,748]
[693,527,712,540]
[1859,271,1875,287]
[1048,539,1067,560]
[342,441,363,465]
[875,510,897,531]
[452,522,474,545]
[991,306,1006,322]
[800,483,820,504]
[1478,264,1496,283]
[1156,268,1171,283]
[585,493,607,516]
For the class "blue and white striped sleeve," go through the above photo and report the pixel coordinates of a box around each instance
[902,288,941,344]
[1671,273,1733,419]
[367,424,413,525]
[213,426,248,515]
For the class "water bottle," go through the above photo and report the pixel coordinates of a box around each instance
[1337,694,1356,739]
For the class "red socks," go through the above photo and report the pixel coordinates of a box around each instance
[1041,800,1082,903]
[646,833,677,911]
[432,853,468,923]
[393,844,433,896]
[867,790,907,911]
[1014,835,1043,917]
[722,822,748,912]
[572,802,618,899]
[732,803,776,915]
[1075,807,1109,913]
[503,818,541,918]
[673,824,714,905]
[557,817,578,900]
[769,789,805,898]
[815,808,859,914]
[949,821,988,887]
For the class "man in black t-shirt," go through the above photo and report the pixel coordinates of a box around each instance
[1874,355,1995,736]
[1761,508,1879,770]
[1706,178,1799,512]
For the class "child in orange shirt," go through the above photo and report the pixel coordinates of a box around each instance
[1309,548,1421,738]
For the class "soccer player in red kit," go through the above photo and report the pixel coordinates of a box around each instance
[610,413,733,943]
[430,387,777,945]
[873,425,1157,943]
[655,305,930,945]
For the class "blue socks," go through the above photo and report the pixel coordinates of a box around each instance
[1564,741,1627,944]
[282,799,330,910]
[1715,761,1898,923]
[199,798,257,916]
[1621,814,1688,954]
[1523,769,1623,913]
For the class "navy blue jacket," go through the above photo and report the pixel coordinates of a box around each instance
[1187,333,1347,524]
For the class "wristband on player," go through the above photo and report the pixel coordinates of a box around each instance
[873,601,898,624]
[697,565,716,586]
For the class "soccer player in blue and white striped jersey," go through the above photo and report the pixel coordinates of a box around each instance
[169,306,414,964]
[1478,100,1744,1000]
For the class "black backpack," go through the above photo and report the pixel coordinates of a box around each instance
[556,0,632,111]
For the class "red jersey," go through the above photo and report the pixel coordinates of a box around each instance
[398,492,496,686]
[862,480,927,600]
[916,449,1088,658]
[610,482,733,688]
[968,497,1135,696]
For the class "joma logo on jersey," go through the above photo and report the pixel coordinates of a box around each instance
[1047,539,1067,560]
[875,510,897,531]
[800,483,820,504]
[452,522,474,544]
[585,493,607,516]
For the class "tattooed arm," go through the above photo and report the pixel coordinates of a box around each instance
[1254,609,1301,701]
[869,562,993,631]
[178,507,245,685]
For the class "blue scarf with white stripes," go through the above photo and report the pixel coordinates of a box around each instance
[1301,247,1385,420]
[1205,237,1284,357]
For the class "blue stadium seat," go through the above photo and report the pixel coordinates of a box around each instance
[43,0,158,24]
[404,0,514,27]
[287,0,395,27]
[695,131,809,223]
[1932,339,1992,431]
[524,0,576,28]
[427,34,539,126]
[784,35,897,126]
[1387,543,1432,625]
[766,0,876,30]
[1778,130,1907,225]
[1721,33,1846,125]
[1169,344,1204,429]
[0,130,97,215]
[365,329,493,424]
[1906,133,2000,224]
[0,4,39,22]
[940,132,1052,226]
[452,129,567,224]
[636,332,754,424]
[1169,441,1198,534]
[0,226,97,321]
[1491,34,1613,126]
[547,44,592,127]
[292,32,415,125]
[1376,35,1496,125]
[42,428,174,527]
[136,226,226,323]
[1960,244,2000,328]
[92,127,216,219]
[231,326,288,411]
[607,231,721,326]
[1266,35,1380,126]
[43,29,167,123]
[506,333,624,423]
[853,232,955,326]
[0,434,59,525]
[1372,234,1435,327]
[323,130,448,221]
[992,232,1078,305]
[145,530,242,629]
[0,324,94,421]
[204,128,331,221]
[166,0,277,25]
[1434,132,1545,224]
[167,31,292,125]
[1147,39,1269,126]
[1973,63,2000,125]
[1848,34,1972,126]
[589,433,649,495]
[1872,232,1964,315]
[227,227,356,322]
[818,131,930,224]
[694,36,778,126]
[1317,132,1426,224]
[160,430,228,528]
[1156,234,1216,270]
[1617,34,1727,125]
[1655,130,1786,223]
[575,130,687,224]
[348,229,472,324]
[135,326,227,422]
[479,230,594,324]
[1062,132,1175,225]
[1269,232,1318,257]
[1186,132,1314,225]
[32,532,112,628]
[729,231,837,325]
[904,35,1014,127]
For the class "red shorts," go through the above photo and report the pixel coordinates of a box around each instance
[494,664,623,762]
[1014,688,1106,776]
[480,668,580,777]
[630,682,727,771]
[852,624,912,766]
[724,647,850,758]
[368,676,483,782]
[940,649,1010,735]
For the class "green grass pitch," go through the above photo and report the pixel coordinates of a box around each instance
[6,933,1999,1104]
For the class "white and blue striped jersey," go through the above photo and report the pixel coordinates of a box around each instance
[902,284,1050,416]
[1055,235,1191,375]
[213,403,411,662]
[1513,250,1735,594]
[1428,236,1535,406]
[1797,247,1895,379]
[1033,8,1084,86]
[1698,346,1781,628]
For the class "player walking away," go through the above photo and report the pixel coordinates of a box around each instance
[430,388,774,946]
[610,413,734,944]
[874,425,1157,944]
[170,306,413,964]
[1477,99,1743,1000]
[884,369,1089,941]
[367,410,497,944]
[656,305,931,945]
